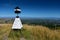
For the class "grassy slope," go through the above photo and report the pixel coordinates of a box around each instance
[0,24,60,40]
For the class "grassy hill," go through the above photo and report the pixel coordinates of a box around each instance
[0,24,60,40]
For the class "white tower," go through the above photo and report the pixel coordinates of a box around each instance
[12,7,23,29]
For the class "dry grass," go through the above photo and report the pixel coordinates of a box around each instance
[0,24,60,40]
[23,24,60,40]
[0,24,12,40]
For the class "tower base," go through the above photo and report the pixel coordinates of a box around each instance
[12,17,23,29]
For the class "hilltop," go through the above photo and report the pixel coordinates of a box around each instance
[0,24,60,40]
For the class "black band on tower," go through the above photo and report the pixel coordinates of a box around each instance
[16,16,19,18]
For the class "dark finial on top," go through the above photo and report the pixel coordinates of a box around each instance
[15,6,20,9]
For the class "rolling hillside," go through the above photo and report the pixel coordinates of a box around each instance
[0,24,60,40]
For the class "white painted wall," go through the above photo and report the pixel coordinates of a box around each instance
[12,18,23,29]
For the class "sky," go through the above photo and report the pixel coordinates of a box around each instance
[0,0,60,18]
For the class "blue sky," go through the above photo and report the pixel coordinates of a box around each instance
[0,0,60,18]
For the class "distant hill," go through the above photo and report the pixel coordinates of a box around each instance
[0,17,60,29]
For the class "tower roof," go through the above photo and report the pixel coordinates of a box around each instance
[15,6,20,9]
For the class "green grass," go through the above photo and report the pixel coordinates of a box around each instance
[0,24,60,40]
